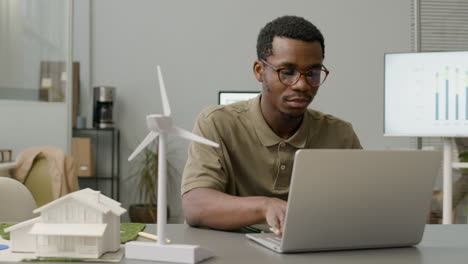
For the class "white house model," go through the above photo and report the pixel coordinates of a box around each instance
[5,188,126,259]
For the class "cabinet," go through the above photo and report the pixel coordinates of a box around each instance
[72,128,120,201]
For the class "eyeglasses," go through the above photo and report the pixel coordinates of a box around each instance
[260,59,329,87]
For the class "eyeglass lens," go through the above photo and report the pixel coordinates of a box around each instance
[279,69,326,87]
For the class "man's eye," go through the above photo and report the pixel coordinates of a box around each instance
[306,71,319,77]
[280,69,296,76]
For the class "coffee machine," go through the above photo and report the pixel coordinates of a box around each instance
[93,86,115,128]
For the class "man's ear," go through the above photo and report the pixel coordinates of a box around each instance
[253,60,263,82]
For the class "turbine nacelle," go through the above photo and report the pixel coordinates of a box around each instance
[128,65,219,163]
[146,114,173,132]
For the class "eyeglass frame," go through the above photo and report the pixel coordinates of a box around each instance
[259,58,330,87]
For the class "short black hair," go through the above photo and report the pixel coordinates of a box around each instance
[256,15,325,60]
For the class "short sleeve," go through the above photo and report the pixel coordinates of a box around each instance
[181,109,228,195]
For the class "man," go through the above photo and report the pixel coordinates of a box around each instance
[181,15,361,234]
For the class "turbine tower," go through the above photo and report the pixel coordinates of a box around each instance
[125,66,218,263]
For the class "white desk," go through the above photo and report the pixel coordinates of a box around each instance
[0,162,15,177]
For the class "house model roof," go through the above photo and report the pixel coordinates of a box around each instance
[4,217,40,233]
[33,188,126,216]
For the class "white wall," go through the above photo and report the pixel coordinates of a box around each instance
[74,0,415,222]
[0,100,69,155]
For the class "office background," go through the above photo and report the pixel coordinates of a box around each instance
[72,0,414,221]
[2,0,467,222]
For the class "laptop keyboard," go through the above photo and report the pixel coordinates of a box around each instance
[246,233,283,252]
[265,236,282,246]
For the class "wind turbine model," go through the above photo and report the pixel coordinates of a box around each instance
[125,66,218,264]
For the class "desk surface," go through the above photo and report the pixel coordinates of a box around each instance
[116,224,468,264]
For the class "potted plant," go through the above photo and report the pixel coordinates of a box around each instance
[127,141,176,223]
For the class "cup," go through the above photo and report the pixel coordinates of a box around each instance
[76,116,87,129]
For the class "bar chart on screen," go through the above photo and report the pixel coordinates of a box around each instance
[385,51,468,137]
[434,67,468,121]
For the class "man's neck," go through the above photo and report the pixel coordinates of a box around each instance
[260,101,304,140]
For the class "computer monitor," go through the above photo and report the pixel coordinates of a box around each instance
[218,91,259,105]
[384,51,468,137]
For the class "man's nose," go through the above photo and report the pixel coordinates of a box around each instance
[291,74,313,92]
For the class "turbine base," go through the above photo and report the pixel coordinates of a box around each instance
[125,241,214,263]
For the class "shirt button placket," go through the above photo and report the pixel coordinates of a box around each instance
[275,142,290,189]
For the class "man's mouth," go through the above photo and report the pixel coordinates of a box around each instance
[284,96,312,108]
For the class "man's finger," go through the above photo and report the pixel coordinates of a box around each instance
[269,226,281,236]
[279,212,285,225]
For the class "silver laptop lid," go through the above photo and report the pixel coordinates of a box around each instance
[281,149,442,252]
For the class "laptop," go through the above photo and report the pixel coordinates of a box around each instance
[246,149,442,253]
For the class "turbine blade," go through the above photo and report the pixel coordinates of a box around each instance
[128,131,159,161]
[157,65,172,116]
[171,126,219,148]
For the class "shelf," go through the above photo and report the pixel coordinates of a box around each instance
[73,128,120,201]
[78,176,113,180]
[73,128,117,131]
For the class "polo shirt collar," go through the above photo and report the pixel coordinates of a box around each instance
[249,94,308,149]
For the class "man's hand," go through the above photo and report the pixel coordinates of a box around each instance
[183,188,288,232]
[263,197,287,236]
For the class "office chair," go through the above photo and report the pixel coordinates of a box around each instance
[14,146,79,208]
[0,177,37,222]
[23,157,55,207]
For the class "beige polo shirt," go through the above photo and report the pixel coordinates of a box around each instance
[181,95,362,200]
